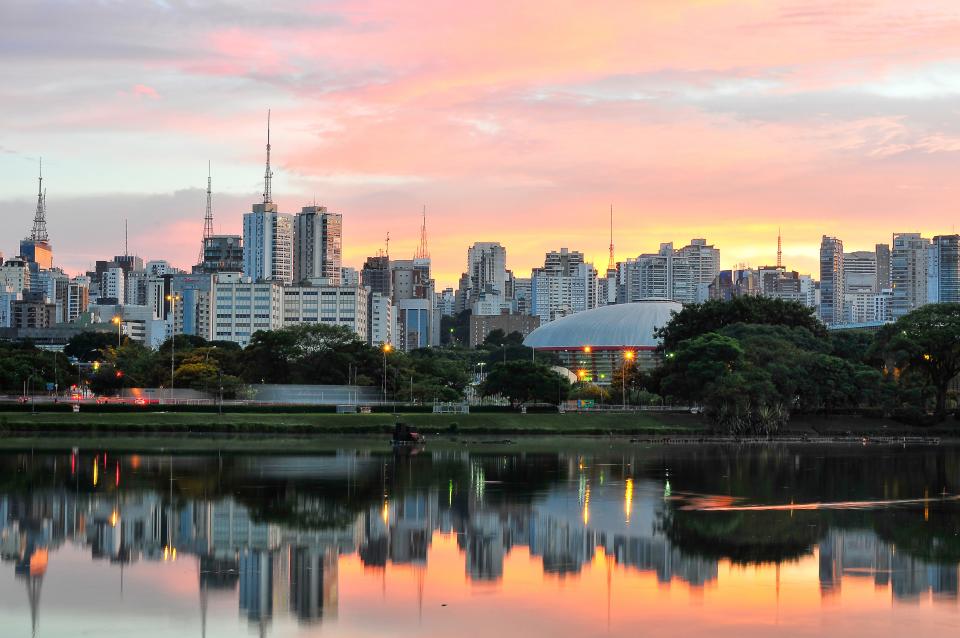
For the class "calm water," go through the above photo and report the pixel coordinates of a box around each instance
[2,441,960,637]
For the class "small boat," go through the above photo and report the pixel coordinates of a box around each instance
[392,422,425,446]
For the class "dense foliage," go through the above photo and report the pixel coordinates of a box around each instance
[650,298,960,432]
[6,299,959,423]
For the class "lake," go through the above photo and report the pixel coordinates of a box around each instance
[1,439,958,637]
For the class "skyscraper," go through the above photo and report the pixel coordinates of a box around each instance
[927,235,960,304]
[677,238,720,303]
[843,251,877,293]
[819,236,844,325]
[293,205,342,284]
[875,243,891,292]
[466,242,508,297]
[891,233,930,318]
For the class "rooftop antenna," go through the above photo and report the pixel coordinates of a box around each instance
[607,204,615,271]
[263,109,273,205]
[415,206,429,260]
[385,231,390,260]
[124,219,129,257]
[777,227,782,269]
[30,157,49,243]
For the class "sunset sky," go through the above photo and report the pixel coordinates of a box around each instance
[2,0,960,286]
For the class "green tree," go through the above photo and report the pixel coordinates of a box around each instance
[875,303,960,419]
[657,297,826,351]
[480,360,570,407]
[64,331,115,361]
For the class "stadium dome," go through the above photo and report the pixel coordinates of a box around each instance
[523,300,681,350]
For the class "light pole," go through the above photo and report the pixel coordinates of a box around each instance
[381,343,392,404]
[27,371,36,414]
[111,315,123,348]
[622,350,635,409]
[165,293,181,404]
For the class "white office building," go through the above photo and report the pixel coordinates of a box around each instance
[282,283,368,340]
[212,273,284,346]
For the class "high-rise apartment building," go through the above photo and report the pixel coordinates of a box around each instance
[621,243,696,304]
[891,233,930,318]
[293,205,342,284]
[100,267,126,303]
[677,238,720,303]
[243,206,294,285]
[466,242,508,297]
[927,235,960,304]
[843,251,877,293]
[819,236,844,325]
[875,244,891,292]
[67,276,90,323]
[0,258,31,295]
[530,248,599,324]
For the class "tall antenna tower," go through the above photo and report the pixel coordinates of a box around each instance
[30,158,49,242]
[125,219,129,257]
[198,162,214,264]
[414,206,430,260]
[385,232,390,260]
[777,228,782,268]
[606,204,615,271]
[263,109,273,204]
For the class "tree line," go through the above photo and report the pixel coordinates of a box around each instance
[3,299,959,430]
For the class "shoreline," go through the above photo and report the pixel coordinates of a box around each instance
[0,410,955,448]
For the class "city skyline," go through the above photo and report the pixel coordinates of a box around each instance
[4,1,960,286]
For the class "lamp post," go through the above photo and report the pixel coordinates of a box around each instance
[622,350,635,409]
[165,293,181,404]
[381,343,392,404]
[111,315,123,348]
[27,371,36,414]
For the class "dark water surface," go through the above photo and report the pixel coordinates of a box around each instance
[2,440,960,637]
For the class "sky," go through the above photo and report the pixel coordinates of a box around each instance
[2,0,960,287]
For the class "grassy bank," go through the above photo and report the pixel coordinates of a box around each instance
[0,410,954,442]
[0,410,701,436]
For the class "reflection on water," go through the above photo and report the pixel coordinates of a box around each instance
[1,443,960,637]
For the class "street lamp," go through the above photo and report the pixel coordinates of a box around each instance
[165,293,181,403]
[622,350,635,409]
[381,343,392,404]
[111,315,123,348]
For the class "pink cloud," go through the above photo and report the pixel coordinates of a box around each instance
[131,84,160,99]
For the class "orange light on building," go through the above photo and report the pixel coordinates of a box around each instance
[93,457,98,487]
[624,350,636,361]
[109,511,119,527]
[583,345,592,354]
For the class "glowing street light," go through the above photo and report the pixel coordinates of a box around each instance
[381,343,393,403]
[623,350,636,408]
[111,315,123,348]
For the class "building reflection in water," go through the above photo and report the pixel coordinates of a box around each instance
[1,448,960,637]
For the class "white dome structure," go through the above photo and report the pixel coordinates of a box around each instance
[524,300,682,384]
[523,300,681,350]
